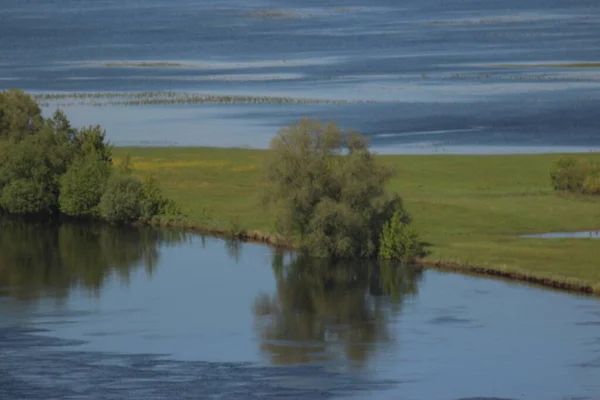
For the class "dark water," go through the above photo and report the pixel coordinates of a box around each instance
[1,0,599,152]
[1,220,600,399]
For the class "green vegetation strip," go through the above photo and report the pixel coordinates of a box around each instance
[32,92,373,107]
[112,147,600,294]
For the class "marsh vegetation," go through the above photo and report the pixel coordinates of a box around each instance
[32,92,371,107]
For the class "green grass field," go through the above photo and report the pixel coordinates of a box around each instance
[113,147,600,291]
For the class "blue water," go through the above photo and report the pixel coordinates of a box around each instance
[1,222,600,399]
[521,230,600,239]
[1,0,599,151]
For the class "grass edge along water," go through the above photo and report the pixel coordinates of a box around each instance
[112,147,600,296]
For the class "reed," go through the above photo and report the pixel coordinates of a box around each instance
[32,91,375,107]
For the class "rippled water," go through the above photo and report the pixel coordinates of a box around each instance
[1,0,599,152]
[1,220,599,399]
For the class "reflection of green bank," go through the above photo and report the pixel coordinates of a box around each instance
[111,147,600,294]
[0,219,189,300]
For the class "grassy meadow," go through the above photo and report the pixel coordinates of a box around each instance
[113,147,600,291]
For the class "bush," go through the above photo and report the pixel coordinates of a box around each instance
[0,179,55,215]
[583,172,600,195]
[99,173,144,223]
[262,118,419,261]
[379,210,423,263]
[59,153,111,217]
[550,157,591,192]
[550,157,600,195]
[140,175,181,220]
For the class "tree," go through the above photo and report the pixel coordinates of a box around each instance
[59,152,112,217]
[0,128,73,215]
[262,118,418,261]
[0,89,44,141]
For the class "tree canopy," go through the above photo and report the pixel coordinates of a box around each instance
[262,118,422,261]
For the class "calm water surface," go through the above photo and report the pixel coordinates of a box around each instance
[1,220,599,399]
[1,0,599,152]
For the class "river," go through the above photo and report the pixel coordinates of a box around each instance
[1,0,599,153]
[0,220,599,399]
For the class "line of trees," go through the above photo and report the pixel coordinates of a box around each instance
[2,89,422,263]
[0,89,179,223]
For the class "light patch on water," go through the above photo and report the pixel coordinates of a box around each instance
[375,127,484,139]
[416,12,575,27]
[520,231,600,239]
[71,57,346,70]
[150,73,305,82]
[370,144,600,155]
[467,61,600,69]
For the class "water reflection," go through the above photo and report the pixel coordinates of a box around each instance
[0,219,189,301]
[254,252,423,369]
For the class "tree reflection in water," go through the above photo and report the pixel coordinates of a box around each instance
[0,218,189,301]
[253,252,423,369]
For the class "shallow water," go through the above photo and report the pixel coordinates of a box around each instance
[1,0,599,152]
[1,220,600,399]
[521,230,600,239]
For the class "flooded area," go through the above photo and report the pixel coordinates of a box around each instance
[1,0,599,152]
[1,220,600,399]
[521,230,600,239]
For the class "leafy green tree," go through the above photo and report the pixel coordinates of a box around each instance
[0,89,44,141]
[75,125,113,163]
[99,172,145,223]
[59,153,111,217]
[0,128,73,215]
[49,109,77,142]
[262,118,418,261]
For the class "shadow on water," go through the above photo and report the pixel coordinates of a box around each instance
[253,251,423,369]
[0,218,189,301]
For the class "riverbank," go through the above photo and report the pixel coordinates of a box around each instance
[113,147,600,294]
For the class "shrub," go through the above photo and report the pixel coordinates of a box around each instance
[583,172,600,195]
[550,157,600,195]
[0,179,55,215]
[99,173,144,223]
[550,157,590,192]
[59,153,111,217]
[379,210,423,263]
[140,175,181,220]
